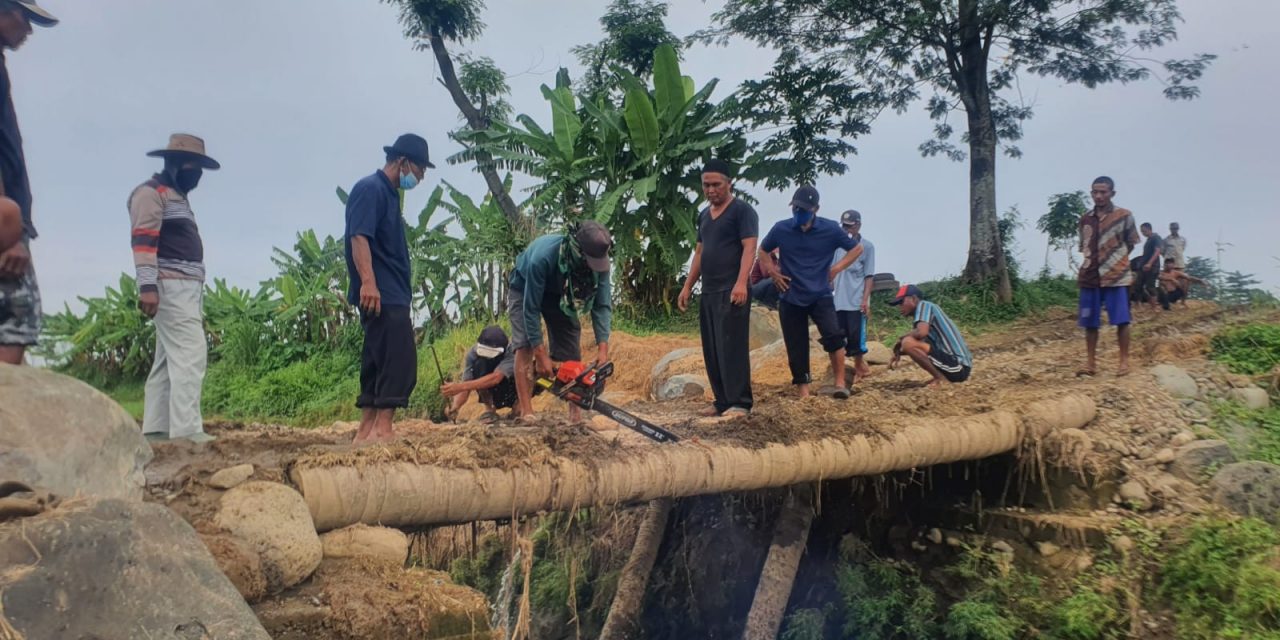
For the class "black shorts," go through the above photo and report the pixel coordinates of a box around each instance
[837,310,867,357]
[928,339,971,383]
[507,287,582,362]
[479,379,519,409]
[357,305,418,409]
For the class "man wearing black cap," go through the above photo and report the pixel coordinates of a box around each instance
[677,159,758,416]
[344,133,434,444]
[757,185,863,398]
[509,220,613,422]
[0,0,57,367]
[441,325,519,422]
[128,134,221,443]
[888,284,973,387]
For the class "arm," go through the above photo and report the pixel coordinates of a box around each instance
[350,235,380,315]
[591,270,612,365]
[128,186,164,316]
[828,244,863,282]
[678,243,703,312]
[860,242,876,313]
[1145,243,1162,271]
[731,236,757,305]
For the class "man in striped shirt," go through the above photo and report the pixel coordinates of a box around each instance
[888,284,972,387]
[127,134,219,443]
[1077,176,1140,377]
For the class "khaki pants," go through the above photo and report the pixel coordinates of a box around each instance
[143,279,207,438]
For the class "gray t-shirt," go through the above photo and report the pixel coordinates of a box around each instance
[461,346,516,381]
[832,237,875,312]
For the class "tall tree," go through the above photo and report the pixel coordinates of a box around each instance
[572,0,682,100]
[383,0,527,233]
[1037,190,1088,271]
[708,0,1213,302]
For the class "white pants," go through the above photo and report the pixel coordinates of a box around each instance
[142,279,207,438]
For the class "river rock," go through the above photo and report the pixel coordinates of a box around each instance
[1036,541,1061,557]
[1118,480,1152,511]
[215,481,322,593]
[1171,440,1237,482]
[1209,461,1280,524]
[0,497,270,639]
[1171,431,1197,447]
[749,306,782,350]
[648,347,701,397]
[0,364,151,501]
[658,374,709,401]
[209,464,255,490]
[1154,448,1176,464]
[1228,387,1271,410]
[865,341,893,365]
[1151,364,1199,399]
[320,524,409,565]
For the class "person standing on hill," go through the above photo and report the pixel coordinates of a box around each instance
[508,220,614,423]
[757,185,862,399]
[128,134,220,443]
[1164,222,1186,269]
[1135,222,1163,310]
[344,134,433,444]
[830,209,875,386]
[0,0,57,366]
[677,159,758,417]
[1076,176,1140,377]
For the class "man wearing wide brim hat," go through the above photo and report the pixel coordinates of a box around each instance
[0,0,58,367]
[128,133,221,444]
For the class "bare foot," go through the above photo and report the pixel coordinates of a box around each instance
[1116,365,1130,377]
[1075,367,1096,377]
[697,406,721,417]
[854,366,874,382]
[517,413,538,424]
[926,378,949,389]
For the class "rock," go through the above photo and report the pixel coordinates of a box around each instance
[1150,473,1189,499]
[1151,364,1199,399]
[1155,448,1176,464]
[910,540,928,552]
[1171,440,1237,482]
[202,531,269,602]
[1171,432,1197,447]
[0,497,269,639]
[926,528,943,545]
[1036,541,1061,557]
[1226,374,1253,389]
[1118,481,1152,511]
[209,464,256,490]
[320,524,409,565]
[657,374,709,401]
[1229,387,1272,410]
[215,481,322,593]
[1209,461,1280,525]
[1112,535,1136,554]
[945,536,963,547]
[864,341,893,365]
[648,347,701,397]
[748,306,782,350]
[0,365,151,501]
[990,540,1014,555]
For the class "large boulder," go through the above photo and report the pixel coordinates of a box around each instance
[321,524,409,565]
[658,374,709,401]
[1210,461,1280,524]
[201,530,269,603]
[648,347,701,398]
[1170,439,1237,482]
[749,307,782,350]
[0,364,151,500]
[208,463,255,490]
[0,497,269,639]
[1151,364,1199,399]
[1229,387,1272,410]
[214,481,322,593]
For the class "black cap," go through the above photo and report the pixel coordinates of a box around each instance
[15,0,57,27]
[383,133,435,169]
[888,284,924,306]
[475,325,509,358]
[701,159,733,179]
[575,221,613,273]
[840,210,862,226]
[790,185,819,212]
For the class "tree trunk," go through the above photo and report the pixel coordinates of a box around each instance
[599,498,673,640]
[742,485,815,640]
[427,32,527,235]
[292,395,1096,530]
[962,103,1013,302]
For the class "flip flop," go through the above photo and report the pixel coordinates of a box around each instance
[832,387,851,400]
[1075,369,1096,378]
[722,407,751,417]
[697,406,721,417]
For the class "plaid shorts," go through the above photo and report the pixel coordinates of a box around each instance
[0,263,42,347]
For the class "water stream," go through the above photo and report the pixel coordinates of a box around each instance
[489,547,522,639]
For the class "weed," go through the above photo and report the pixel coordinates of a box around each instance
[1212,402,1280,466]
[1051,588,1124,640]
[835,538,941,639]
[780,608,829,640]
[943,600,1021,640]
[1211,323,1280,376]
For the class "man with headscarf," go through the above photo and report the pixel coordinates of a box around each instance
[128,134,220,443]
[509,220,614,423]
[677,159,758,417]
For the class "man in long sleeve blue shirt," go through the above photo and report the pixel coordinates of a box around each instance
[758,186,863,399]
[508,221,613,422]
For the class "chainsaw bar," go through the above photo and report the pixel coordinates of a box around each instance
[536,361,679,443]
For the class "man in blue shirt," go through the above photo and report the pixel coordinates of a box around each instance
[831,209,875,385]
[888,284,973,387]
[344,133,433,444]
[758,186,863,399]
[509,220,613,422]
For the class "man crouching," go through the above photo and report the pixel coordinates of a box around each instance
[888,284,972,387]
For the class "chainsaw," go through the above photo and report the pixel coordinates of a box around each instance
[536,361,679,443]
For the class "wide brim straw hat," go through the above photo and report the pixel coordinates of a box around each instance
[146,133,221,170]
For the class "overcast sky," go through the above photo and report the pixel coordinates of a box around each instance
[10,0,1278,314]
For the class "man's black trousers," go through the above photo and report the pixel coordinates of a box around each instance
[778,296,846,385]
[699,291,753,412]
[357,305,418,409]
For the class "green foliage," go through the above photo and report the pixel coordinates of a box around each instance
[1158,517,1280,639]
[448,534,508,598]
[1039,191,1087,271]
[572,0,682,100]
[1212,323,1280,376]
[384,0,485,43]
[39,274,155,380]
[835,539,941,639]
[780,607,829,640]
[456,54,512,126]
[868,274,1079,343]
[1212,402,1280,467]
[942,600,1020,640]
[1051,588,1124,640]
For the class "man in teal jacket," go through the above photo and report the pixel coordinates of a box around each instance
[509,221,613,422]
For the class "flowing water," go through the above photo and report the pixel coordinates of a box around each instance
[489,547,523,639]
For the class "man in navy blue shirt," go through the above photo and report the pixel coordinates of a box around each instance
[344,133,433,444]
[758,186,863,399]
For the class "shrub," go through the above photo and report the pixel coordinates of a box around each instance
[1158,517,1280,639]
[1051,588,1124,640]
[1212,323,1280,376]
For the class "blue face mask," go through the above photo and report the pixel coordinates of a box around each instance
[792,206,814,229]
[400,170,419,191]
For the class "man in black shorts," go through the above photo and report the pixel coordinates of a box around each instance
[441,325,518,422]
[889,285,973,387]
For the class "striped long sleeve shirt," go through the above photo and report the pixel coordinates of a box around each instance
[1077,205,1139,289]
[127,176,205,294]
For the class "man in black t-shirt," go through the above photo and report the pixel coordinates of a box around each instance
[1134,222,1163,309]
[677,160,759,416]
